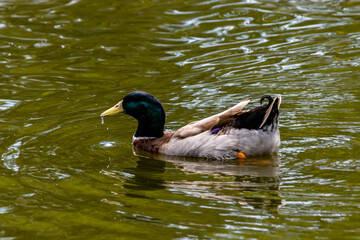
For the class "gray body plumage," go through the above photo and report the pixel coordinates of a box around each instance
[161,125,280,159]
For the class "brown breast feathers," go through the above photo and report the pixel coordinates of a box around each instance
[132,132,173,153]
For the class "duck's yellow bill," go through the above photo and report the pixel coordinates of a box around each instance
[100,100,124,117]
[237,152,246,159]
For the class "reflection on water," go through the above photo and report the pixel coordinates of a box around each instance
[133,148,281,213]
[0,0,359,239]
[133,147,279,178]
[125,156,166,191]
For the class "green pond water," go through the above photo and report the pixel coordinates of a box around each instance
[0,0,359,239]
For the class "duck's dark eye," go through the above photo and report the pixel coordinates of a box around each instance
[115,105,119,108]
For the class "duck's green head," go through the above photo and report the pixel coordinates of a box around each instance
[100,91,165,138]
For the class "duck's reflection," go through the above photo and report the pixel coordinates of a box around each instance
[123,155,166,191]
[126,148,282,212]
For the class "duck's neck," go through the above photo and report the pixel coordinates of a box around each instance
[134,105,165,138]
[135,119,164,138]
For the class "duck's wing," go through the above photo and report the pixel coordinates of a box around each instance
[173,99,250,138]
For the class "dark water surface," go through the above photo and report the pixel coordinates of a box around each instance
[1,0,359,239]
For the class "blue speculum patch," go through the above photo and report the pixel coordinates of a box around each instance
[210,127,222,134]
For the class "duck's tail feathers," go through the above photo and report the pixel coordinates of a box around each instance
[259,95,281,129]
[234,95,281,130]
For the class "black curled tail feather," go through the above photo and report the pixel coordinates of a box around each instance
[259,95,280,130]
[234,95,280,130]
[260,95,273,105]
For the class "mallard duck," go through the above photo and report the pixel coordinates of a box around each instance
[100,91,281,159]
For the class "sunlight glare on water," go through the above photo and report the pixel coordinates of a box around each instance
[0,0,359,239]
